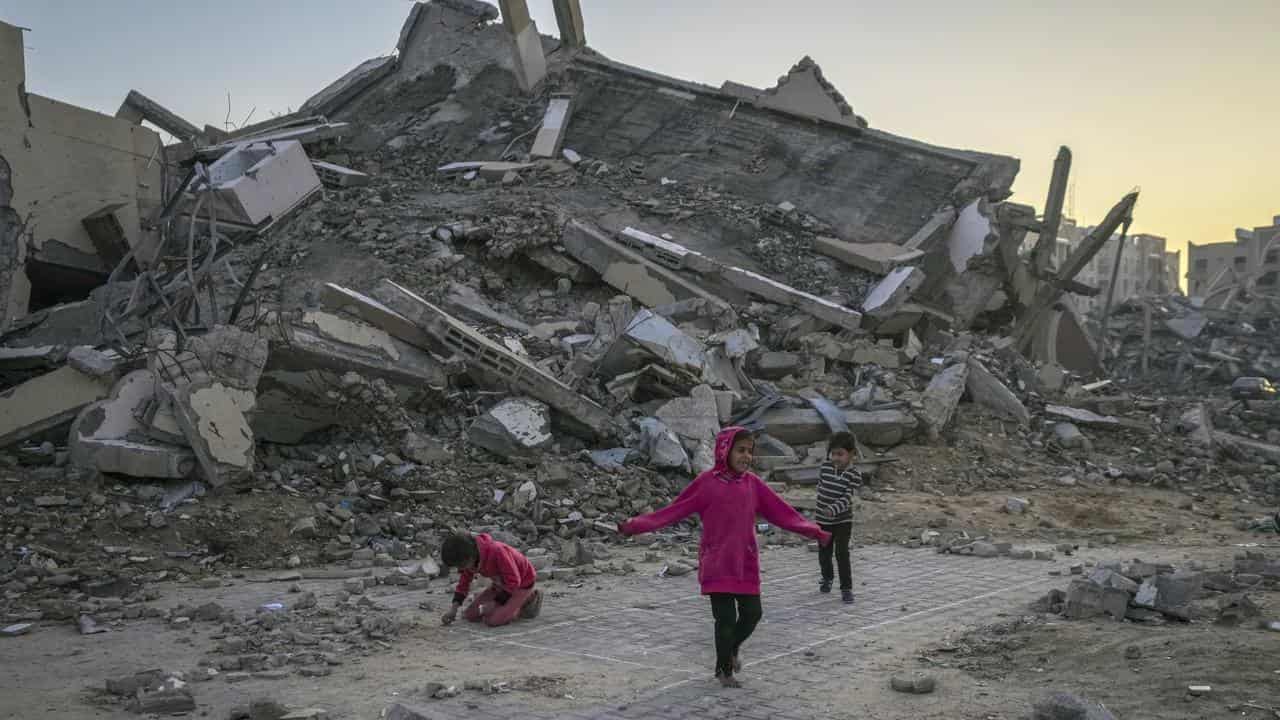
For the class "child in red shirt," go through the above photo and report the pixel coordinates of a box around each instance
[619,426,831,687]
[439,532,542,627]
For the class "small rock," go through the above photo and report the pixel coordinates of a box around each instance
[1005,497,1030,514]
[1124,645,1141,660]
[890,673,936,694]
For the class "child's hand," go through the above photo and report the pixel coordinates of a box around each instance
[818,531,833,547]
[441,606,458,626]
[616,520,632,536]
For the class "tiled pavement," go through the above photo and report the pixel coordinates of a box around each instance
[415,546,1059,719]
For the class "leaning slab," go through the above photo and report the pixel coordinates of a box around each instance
[921,362,969,434]
[262,310,450,390]
[167,380,255,487]
[374,279,618,440]
[0,366,111,448]
[530,94,574,159]
[814,237,923,275]
[560,221,735,325]
[862,266,925,320]
[966,358,1030,426]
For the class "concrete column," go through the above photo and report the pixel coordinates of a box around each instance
[552,0,587,48]
[497,0,546,92]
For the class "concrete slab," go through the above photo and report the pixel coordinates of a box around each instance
[311,161,371,189]
[617,227,719,274]
[467,397,553,459]
[69,370,196,479]
[862,266,925,320]
[814,237,923,275]
[168,380,255,487]
[263,310,450,390]
[507,21,547,93]
[921,362,969,434]
[530,94,573,159]
[375,279,618,440]
[966,358,1030,426]
[203,140,322,230]
[559,220,736,326]
[299,56,397,118]
[320,283,440,353]
[0,365,111,448]
[655,385,721,473]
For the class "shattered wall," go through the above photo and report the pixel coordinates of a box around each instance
[564,58,1017,246]
[0,21,165,322]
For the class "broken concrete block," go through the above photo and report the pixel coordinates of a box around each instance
[168,380,255,486]
[755,351,803,380]
[1006,497,1030,514]
[312,160,371,188]
[604,309,733,387]
[1044,404,1120,428]
[530,93,573,158]
[69,370,197,479]
[66,346,120,379]
[522,246,593,283]
[718,264,863,333]
[1063,580,1107,620]
[0,366,111,448]
[264,310,450,389]
[375,280,617,440]
[862,266,925,320]
[80,204,132,271]
[444,282,530,334]
[814,237,923,275]
[467,398,552,459]
[636,417,689,470]
[920,362,969,434]
[1052,422,1086,449]
[301,53,397,117]
[320,283,440,353]
[618,227,719,274]
[965,358,1030,426]
[559,220,735,325]
[187,326,270,392]
[250,370,346,444]
[204,140,322,229]
[655,385,721,473]
[1153,572,1203,614]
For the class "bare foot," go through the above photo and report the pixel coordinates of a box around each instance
[718,674,742,688]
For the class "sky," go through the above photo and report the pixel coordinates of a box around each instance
[3,0,1278,284]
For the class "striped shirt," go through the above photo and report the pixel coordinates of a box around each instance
[815,461,861,524]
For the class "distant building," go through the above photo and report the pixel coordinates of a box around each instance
[1186,214,1280,301]
[1027,219,1176,316]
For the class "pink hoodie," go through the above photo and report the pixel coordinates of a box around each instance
[620,426,832,595]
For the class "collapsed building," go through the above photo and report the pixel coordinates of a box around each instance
[0,0,1276,557]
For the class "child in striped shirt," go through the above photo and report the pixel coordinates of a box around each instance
[815,431,862,603]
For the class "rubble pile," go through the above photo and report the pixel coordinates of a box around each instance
[1033,550,1280,627]
[1,0,1278,684]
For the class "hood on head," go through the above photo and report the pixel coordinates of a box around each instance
[713,425,751,479]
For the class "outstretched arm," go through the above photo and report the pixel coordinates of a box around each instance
[620,477,706,535]
[755,477,831,545]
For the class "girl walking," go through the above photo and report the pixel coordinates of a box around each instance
[618,426,831,687]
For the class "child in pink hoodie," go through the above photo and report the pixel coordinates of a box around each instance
[618,426,831,687]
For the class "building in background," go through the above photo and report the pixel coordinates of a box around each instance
[1027,219,1177,316]
[1186,214,1280,302]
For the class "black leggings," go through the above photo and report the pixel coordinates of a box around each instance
[818,522,853,591]
[709,593,762,677]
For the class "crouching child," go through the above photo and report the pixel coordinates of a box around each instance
[440,532,542,627]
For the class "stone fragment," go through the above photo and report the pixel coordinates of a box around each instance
[920,362,969,434]
[890,673,936,694]
[467,398,552,459]
[69,370,197,479]
[67,346,120,379]
[1032,692,1118,720]
[168,380,255,486]
[1006,497,1030,514]
[965,358,1030,426]
[1,623,33,637]
[655,385,721,473]
[755,351,803,380]
[862,266,925,319]
[1052,422,1087,449]
[401,432,453,464]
